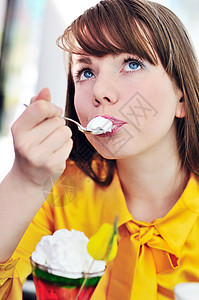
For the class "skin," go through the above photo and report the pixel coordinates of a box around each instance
[72,52,188,222]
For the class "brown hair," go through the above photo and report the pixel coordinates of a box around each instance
[57,0,199,184]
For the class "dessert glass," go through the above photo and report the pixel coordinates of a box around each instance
[30,256,104,300]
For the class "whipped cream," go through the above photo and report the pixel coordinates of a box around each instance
[31,229,106,278]
[87,116,113,135]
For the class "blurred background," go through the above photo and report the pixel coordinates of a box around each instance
[0,0,198,182]
[0,0,198,298]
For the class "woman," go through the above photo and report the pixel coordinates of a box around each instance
[0,0,198,299]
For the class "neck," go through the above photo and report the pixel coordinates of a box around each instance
[116,139,189,223]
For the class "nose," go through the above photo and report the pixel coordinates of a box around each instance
[92,74,118,106]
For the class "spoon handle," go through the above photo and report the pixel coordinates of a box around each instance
[61,116,81,127]
[23,104,91,133]
[61,116,92,133]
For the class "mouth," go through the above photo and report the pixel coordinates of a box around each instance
[95,115,127,137]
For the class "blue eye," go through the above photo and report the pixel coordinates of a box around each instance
[76,68,94,81]
[123,58,144,72]
[128,61,140,70]
[83,70,94,79]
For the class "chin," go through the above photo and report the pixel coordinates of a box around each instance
[95,147,129,160]
[86,129,134,159]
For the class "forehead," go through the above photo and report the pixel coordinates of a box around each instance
[71,53,142,73]
[72,52,120,64]
[69,20,158,68]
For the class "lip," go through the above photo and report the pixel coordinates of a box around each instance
[93,115,127,137]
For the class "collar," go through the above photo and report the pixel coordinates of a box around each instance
[103,172,199,256]
[103,173,199,300]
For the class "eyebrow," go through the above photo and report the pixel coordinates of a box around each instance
[72,56,92,66]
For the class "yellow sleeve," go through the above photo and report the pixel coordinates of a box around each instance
[0,161,91,299]
[0,257,21,300]
[0,160,120,299]
[0,199,54,300]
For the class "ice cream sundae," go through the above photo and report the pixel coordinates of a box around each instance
[30,229,106,300]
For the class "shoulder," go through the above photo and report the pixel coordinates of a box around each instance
[49,159,107,208]
[60,159,97,190]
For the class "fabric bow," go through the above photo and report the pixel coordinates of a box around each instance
[106,221,180,300]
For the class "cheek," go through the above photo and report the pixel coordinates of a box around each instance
[74,84,94,125]
[120,75,179,144]
[140,74,178,122]
[74,94,89,126]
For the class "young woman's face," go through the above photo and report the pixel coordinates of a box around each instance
[71,52,183,159]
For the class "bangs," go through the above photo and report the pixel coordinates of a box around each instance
[57,0,158,65]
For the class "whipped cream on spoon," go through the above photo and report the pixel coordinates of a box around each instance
[62,116,113,135]
[24,104,114,135]
[86,116,113,135]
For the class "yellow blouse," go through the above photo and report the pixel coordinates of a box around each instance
[0,160,199,300]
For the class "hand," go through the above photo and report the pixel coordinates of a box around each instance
[11,88,73,186]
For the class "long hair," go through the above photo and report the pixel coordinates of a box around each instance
[57,0,199,184]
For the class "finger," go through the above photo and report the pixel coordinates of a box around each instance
[36,125,72,155]
[48,138,73,170]
[28,136,73,174]
[15,100,63,133]
[30,87,51,104]
[24,117,66,147]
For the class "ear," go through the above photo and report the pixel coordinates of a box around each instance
[175,87,185,118]
[175,97,185,118]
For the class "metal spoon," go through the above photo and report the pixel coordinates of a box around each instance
[24,104,102,135]
[23,104,98,134]
[61,116,93,134]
